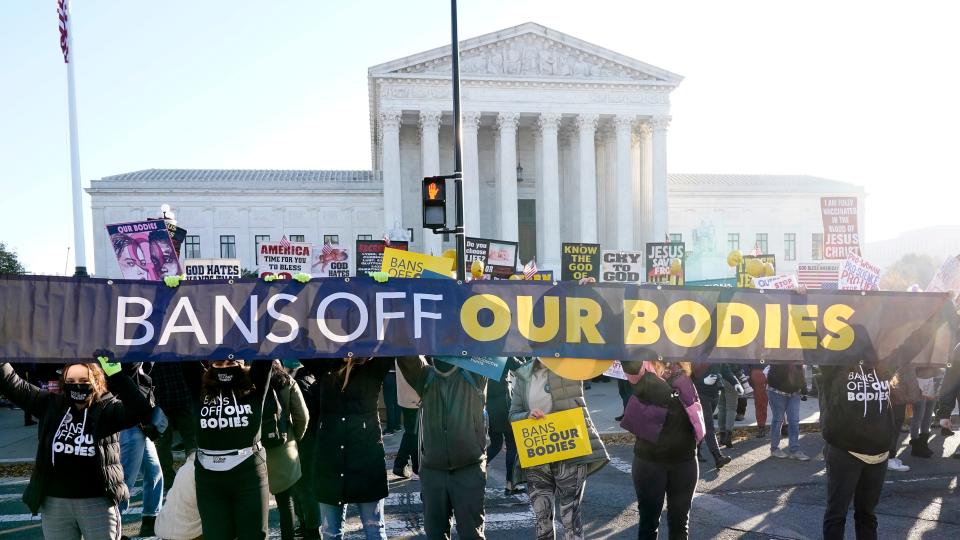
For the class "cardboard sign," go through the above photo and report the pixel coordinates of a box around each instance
[797,262,841,290]
[736,254,776,288]
[601,251,644,284]
[106,219,183,281]
[753,274,800,290]
[821,197,861,259]
[356,240,408,275]
[436,356,507,381]
[466,237,518,278]
[183,259,241,281]
[258,242,312,278]
[512,408,593,468]
[381,247,454,278]
[561,243,600,281]
[603,360,627,380]
[148,219,188,258]
[312,245,351,277]
[837,254,881,291]
[645,243,685,285]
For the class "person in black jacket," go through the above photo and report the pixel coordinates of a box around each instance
[194,359,273,540]
[291,364,322,539]
[302,357,393,540]
[0,356,152,540]
[692,362,738,468]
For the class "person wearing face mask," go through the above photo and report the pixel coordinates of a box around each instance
[193,359,273,540]
[0,353,153,540]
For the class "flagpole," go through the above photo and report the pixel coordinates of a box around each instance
[62,0,88,277]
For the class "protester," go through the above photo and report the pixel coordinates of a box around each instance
[485,357,526,495]
[936,349,960,457]
[392,363,421,479]
[382,361,403,435]
[819,323,935,540]
[398,355,489,540]
[692,362,737,468]
[615,376,632,421]
[194,359,273,540]
[264,361,309,540]
[510,358,609,539]
[766,363,810,461]
[118,362,166,539]
[717,364,745,448]
[151,361,202,490]
[749,365,769,438]
[0,355,153,540]
[302,357,393,540]
[621,359,704,540]
[292,363,322,539]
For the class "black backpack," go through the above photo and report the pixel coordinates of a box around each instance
[261,386,290,449]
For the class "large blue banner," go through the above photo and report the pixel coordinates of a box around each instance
[0,275,954,365]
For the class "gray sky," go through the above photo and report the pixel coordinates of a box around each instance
[1,0,958,274]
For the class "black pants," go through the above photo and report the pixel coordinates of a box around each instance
[275,488,295,540]
[617,379,633,409]
[889,403,906,457]
[394,407,420,473]
[195,455,269,540]
[157,406,198,488]
[699,393,723,460]
[823,444,887,540]
[420,462,487,540]
[632,456,698,540]
[293,427,321,536]
[383,371,403,431]
[486,428,517,483]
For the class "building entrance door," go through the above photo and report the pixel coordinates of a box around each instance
[518,199,537,265]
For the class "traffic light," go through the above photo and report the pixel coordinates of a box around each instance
[422,176,447,230]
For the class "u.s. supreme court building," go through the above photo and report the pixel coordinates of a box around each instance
[88,22,864,280]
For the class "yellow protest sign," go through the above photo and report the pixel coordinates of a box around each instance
[511,408,593,468]
[381,247,454,278]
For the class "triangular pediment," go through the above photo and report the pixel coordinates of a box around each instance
[369,22,682,85]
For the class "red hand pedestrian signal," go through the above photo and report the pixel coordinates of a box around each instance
[422,176,447,230]
[427,182,441,200]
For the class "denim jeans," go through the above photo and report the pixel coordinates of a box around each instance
[119,427,164,516]
[319,500,386,540]
[769,390,801,453]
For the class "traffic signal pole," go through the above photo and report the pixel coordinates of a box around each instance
[450,0,466,281]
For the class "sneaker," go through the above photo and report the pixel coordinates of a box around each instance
[735,414,745,422]
[789,451,811,461]
[887,458,910,472]
[392,465,411,478]
[715,455,732,468]
[770,448,789,459]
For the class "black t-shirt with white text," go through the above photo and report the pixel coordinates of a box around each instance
[45,408,106,499]
[196,363,271,452]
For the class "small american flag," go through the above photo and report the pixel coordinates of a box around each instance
[57,0,69,63]
[523,260,538,280]
[279,236,291,248]
[322,243,334,256]
[750,244,762,256]
[383,233,391,246]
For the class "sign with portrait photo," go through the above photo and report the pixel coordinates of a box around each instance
[106,219,183,281]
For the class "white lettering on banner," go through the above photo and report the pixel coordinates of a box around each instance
[215,295,258,344]
[266,294,299,343]
[414,293,443,339]
[316,292,368,343]
[377,292,407,340]
[116,296,154,346]
[158,297,209,346]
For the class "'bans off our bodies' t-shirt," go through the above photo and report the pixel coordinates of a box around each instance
[46,408,106,499]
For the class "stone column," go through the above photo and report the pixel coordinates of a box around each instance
[639,121,654,245]
[420,110,442,255]
[462,111,482,236]
[577,114,599,244]
[380,109,403,235]
[614,115,635,250]
[497,112,520,242]
[651,116,671,242]
[539,113,562,271]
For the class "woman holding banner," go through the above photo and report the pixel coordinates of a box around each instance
[509,358,609,540]
[0,355,153,540]
[301,357,394,540]
[193,359,273,540]
[621,359,705,540]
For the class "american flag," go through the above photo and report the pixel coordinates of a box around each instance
[57,0,69,63]
[797,262,841,290]
[279,235,291,248]
[322,243,334,256]
[750,244,762,256]
[523,260,538,280]
[383,233,391,246]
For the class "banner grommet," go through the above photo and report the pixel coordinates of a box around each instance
[457,280,463,285]
[657,285,662,291]
[461,350,468,356]
[346,351,354,358]
[553,281,559,286]
[344,277,350,283]
[228,279,235,285]
[106,280,114,285]
[759,359,765,365]
[227,353,235,360]
[554,352,560,357]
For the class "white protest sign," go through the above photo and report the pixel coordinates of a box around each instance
[753,274,800,290]
[312,245,351,277]
[257,242,312,278]
[183,259,241,281]
[603,360,627,380]
[601,251,644,283]
[837,254,881,291]
[927,256,960,294]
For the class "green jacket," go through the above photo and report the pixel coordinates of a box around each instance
[509,360,609,477]
[397,356,488,471]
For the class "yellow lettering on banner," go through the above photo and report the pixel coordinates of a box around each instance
[787,304,818,349]
[623,300,661,345]
[663,301,711,348]
[565,298,606,344]
[511,408,593,468]
[716,303,759,348]
[821,304,855,351]
[517,296,560,342]
[461,295,512,342]
[764,304,781,348]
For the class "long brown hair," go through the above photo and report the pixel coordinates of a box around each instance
[201,363,256,399]
[649,360,692,379]
[60,363,108,408]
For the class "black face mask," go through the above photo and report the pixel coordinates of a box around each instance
[64,383,93,404]
[215,365,244,387]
